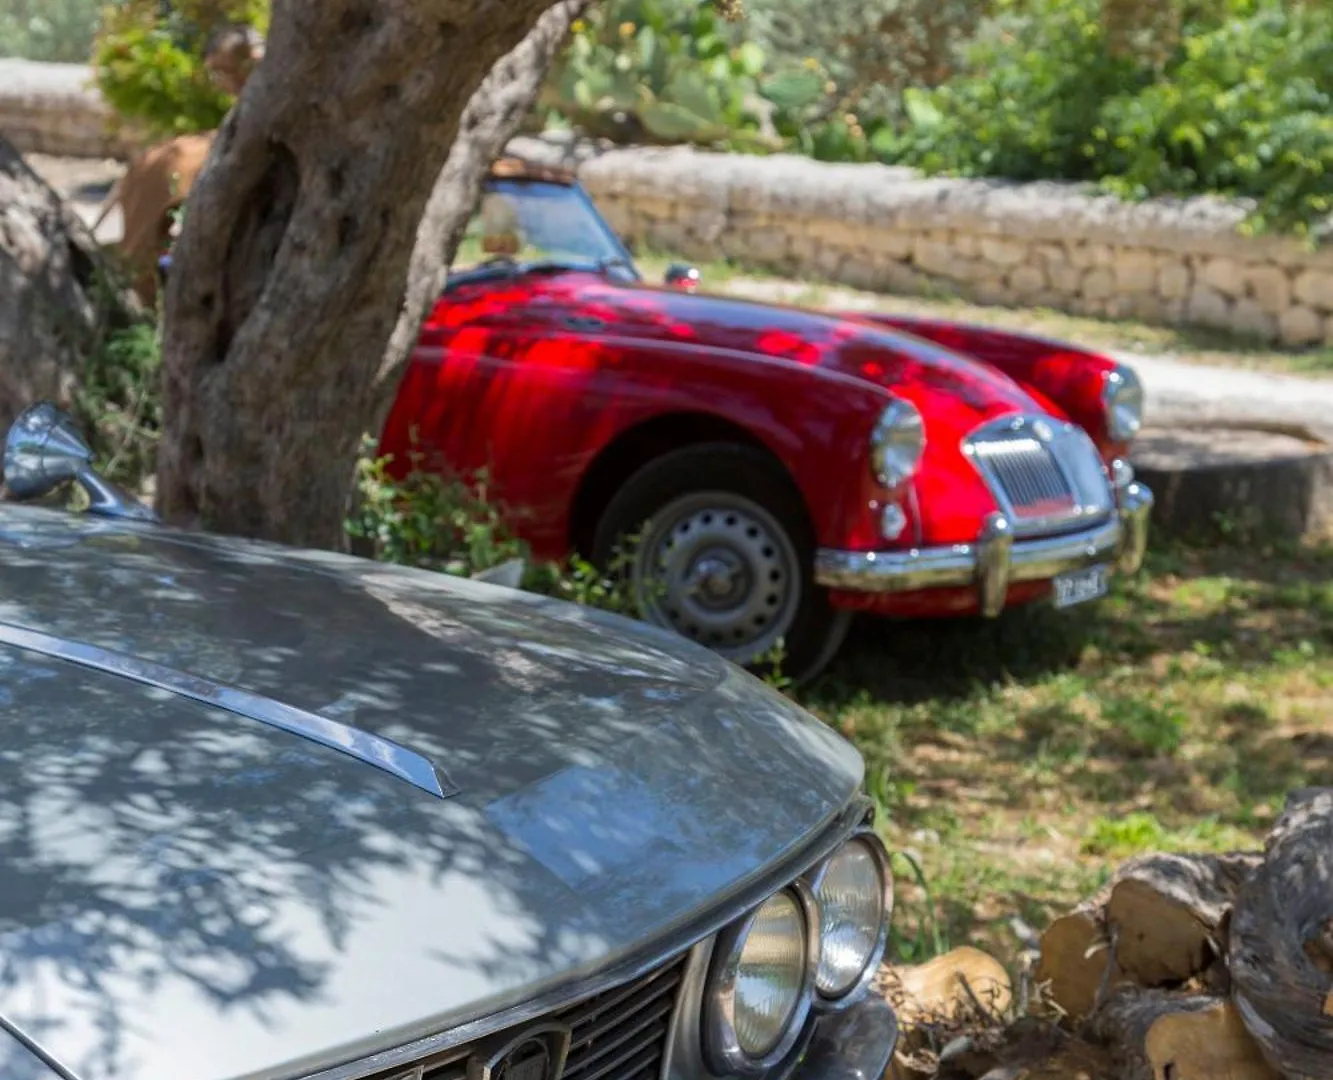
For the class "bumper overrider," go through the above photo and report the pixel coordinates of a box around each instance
[813,481,1154,618]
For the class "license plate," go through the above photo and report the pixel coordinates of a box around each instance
[1052,564,1110,609]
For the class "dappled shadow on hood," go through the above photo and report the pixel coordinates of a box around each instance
[0,506,862,1080]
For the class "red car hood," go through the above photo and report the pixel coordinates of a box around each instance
[551,276,1044,426]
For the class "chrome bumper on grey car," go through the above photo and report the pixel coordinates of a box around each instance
[795,995,900,1080]
[813,481,1154,618]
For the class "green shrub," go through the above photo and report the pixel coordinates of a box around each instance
[0,0,101,62]
[542,0,852,157]
[343,445,800,682]
[92,0,267,137]
[881,0,1333,236]
[345,444,646,618]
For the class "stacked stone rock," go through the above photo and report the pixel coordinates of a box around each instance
[549,141,1333,349]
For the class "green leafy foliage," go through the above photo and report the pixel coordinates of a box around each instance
[344,442,796,682]
[92,0,268,137]
[881,0,1333,235]
[345,443,649,620]
[543,0,777,150]
[542,0,863,157]
[0,0,101,62]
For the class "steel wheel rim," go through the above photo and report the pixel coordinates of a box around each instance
[632,491,801,663]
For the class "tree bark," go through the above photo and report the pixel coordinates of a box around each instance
[0,137,141,440]
[1229,787,1333,1078]
[156,0,569,547]
[382,0,591,375]
[1105,851,1260,988]
[1087,988,1278,1080]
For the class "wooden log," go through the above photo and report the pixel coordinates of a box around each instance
[1087,988,1279,1080]
[892,946,1015,1028]
[1229,787,1333,1078]
[1105,852,1260,987]
[883,947,1014,1079]
[1036,884,1119,1022]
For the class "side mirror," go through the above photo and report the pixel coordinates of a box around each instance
[4,402,158,522]
[664,263,701,292]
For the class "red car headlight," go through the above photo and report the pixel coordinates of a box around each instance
[869,399,925,489]
[1102,364,1145,443]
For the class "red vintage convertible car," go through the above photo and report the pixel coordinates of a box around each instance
[378,158,1154,680]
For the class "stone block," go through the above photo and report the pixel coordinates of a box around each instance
[1294,269,1333,312]
[1245,265,1292,316]
[1113,249,1158,294]
[1279,305,1324,347]
[1081,267,1115,302]
[1230,298,1278,342]
[1008,263,1049,298]
[1186,282,1233,328]
[1157,261,1192,301]
[1198,257,1244,298]
[979,236,1029,268]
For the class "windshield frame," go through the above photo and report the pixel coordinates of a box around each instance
[446,178,641,290]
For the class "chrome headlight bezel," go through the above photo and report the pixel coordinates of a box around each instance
[1102,365,1145,443]
[870,399,926,489]
[702,881,820,1077]
[806,830,894,1012]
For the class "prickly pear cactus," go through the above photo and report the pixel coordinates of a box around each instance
[542,0,820,151]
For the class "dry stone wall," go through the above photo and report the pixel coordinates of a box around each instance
[0,60,140,159]
[511,136,1333,349]
[4,60,1332,347]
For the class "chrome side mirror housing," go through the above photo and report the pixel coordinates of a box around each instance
[4,402,158,522]
[664,263,702,292]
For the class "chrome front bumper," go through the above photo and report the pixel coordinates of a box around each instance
[813,482,1154,617]
[794,996,899,1080]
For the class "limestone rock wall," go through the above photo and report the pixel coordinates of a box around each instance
[0,60,140,159]
[511,136,1333,349]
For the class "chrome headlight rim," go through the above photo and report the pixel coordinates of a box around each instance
[806,830,894,1013]
[1102,365,1144,443]
[702,881,820,1077]
[870,399,926,489]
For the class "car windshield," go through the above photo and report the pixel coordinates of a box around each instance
[453,180,636,277]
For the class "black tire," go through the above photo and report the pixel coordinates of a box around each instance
[591,442,850,683]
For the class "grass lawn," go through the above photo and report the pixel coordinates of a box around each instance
[634,251,1333,378]
[791,536,1333,967]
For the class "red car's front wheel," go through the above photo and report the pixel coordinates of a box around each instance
[592,443,851,682]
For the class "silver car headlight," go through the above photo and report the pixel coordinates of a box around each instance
[870,399,926,488]
[703,884,819,1075]
[1102,365,1144,442]
[810,833,893,1006]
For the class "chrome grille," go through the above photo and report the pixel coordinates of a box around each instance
[371,954,688,1080]
[970,436,1076,518]
[560,955,686,1080]
[965,415,1114,537]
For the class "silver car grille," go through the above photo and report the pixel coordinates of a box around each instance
[378,954,688,1080]
[559,954,686,1080]
[964,414,1114,537]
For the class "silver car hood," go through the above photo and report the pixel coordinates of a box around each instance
[0,506,863,1080]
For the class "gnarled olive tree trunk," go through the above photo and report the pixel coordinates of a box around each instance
[156,0,572,548]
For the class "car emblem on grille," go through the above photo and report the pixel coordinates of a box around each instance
[468,1022,573,1080]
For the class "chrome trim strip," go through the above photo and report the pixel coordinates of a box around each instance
[302,796,874,1080]
[814,515,1124,594]
[0,621,454,800]
[815,480,1155,607]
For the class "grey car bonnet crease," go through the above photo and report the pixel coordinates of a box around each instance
[0,505,864,1080]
